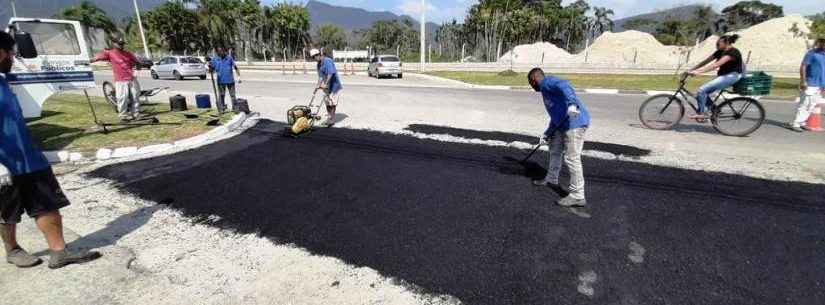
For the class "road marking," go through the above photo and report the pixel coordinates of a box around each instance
[584,89,620,94]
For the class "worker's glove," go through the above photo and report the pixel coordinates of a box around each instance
[0,164,12,187]
[236,77,242,84]
[538,135,549,146]
[567,105,580,119]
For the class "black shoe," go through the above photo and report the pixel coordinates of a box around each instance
[48,249,102,269]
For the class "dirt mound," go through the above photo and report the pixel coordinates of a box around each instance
[733,15,812,67]
[576,30,682,65]
[501,15,812,71]
[498,42,572,64]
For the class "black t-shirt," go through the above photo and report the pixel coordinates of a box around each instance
[713,48,743,76]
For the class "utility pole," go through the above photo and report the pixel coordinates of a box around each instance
[10,0,17,17]
[419,0,426,72]
[133,0,150,58]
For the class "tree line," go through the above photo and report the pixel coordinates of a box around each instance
[55,0,825,62]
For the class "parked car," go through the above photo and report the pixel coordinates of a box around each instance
[150,56,207,80]
[367,55,402,78]
[135,55,154,70]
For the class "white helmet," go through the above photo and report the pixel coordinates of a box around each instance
[309,48,321,57]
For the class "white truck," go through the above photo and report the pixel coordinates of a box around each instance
[6,17,95,118]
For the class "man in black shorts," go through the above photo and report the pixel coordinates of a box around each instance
[0,31,101,269]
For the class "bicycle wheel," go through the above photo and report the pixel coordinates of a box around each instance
[639,94,685,130]
[711,97,765,137]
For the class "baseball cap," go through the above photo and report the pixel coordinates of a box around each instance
[309,48,321,57]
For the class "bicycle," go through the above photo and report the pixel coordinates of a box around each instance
[638,73,765,137]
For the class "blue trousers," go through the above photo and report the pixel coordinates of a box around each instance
[696,72,741,114]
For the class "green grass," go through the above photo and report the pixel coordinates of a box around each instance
[427,71,801,99]
[27,93,234,153]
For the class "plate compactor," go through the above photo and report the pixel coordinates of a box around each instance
[285,89,324,136]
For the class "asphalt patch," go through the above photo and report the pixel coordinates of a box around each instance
[405,124,652,158]
[91,120,825,305]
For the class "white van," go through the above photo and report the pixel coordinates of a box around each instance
[5,18,95,118]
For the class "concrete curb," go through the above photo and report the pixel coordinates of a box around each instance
[40,112,249,165]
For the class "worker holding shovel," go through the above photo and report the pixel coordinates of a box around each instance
[528,68,591,207]
[208,47,241,112]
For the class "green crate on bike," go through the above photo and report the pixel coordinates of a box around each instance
[733,71,772,96]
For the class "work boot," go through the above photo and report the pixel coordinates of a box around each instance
[556,196,587,207]
[48,248,102,269]
[6,247,43,268]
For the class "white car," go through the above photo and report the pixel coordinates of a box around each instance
[150,56,207,80]
[367,55,402,78]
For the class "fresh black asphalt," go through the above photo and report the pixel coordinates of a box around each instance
[90,120,825,305]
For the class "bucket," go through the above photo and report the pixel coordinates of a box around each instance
[169,95,187,111]
[234,98,250,114]
[195,94,211,109]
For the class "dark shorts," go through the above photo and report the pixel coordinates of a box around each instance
[0,167,70,224]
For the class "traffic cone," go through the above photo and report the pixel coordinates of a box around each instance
[804,105,825,132]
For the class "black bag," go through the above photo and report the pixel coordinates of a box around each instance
[169,94,187,111]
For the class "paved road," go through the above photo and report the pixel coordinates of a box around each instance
[90,120,825,305]
[93,70,825,163]
[84,70,825,303]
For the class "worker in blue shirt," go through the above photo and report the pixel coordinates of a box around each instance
[528,68,591,207]
[209,47,241,112]
[310,48,343,127]
[787,38,825,132]
[0,31,100,268]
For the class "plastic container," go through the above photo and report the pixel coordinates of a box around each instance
[733,71,772,96]
[169,94,187,111]
[195,94,211,109]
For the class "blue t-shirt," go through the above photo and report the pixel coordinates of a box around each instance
[0,76,50,176]
[539,76,591,134]
[318,57,342,93]
[803,49,825,88]
[210,56,235,85]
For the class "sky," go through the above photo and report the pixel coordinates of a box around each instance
[268,0,822,24]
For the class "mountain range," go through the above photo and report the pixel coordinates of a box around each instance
[614,5,719,33]
[0,0,166,26]
[306,0,439,34]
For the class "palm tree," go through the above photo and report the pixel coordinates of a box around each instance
[56,1,117,48]
[592,7,615,35]
[694,6,716,41]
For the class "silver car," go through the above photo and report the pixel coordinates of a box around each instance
[367,55,402,78]
[150,56,207,80]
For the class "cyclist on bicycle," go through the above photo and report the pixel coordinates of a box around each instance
[687,34,744,120]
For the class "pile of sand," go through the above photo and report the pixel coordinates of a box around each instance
[498,42,572,64]
[500,15,813,70]
[574,30,682,64]
[684,15,811,68]
[730,15,811,67]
